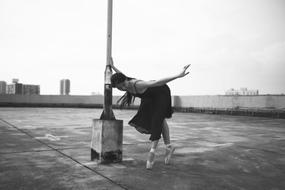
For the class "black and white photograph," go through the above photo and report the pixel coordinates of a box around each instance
[0,0,285,189]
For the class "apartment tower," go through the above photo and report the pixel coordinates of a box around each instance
[60,79,70,95]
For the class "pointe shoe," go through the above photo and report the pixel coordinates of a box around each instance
[146,151,155,170]
[146,160,154,170]
[165,146,175,165]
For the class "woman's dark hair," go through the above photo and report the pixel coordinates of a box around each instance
[111,73,135,108]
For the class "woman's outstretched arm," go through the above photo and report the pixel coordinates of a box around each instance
[109,57,123,74]
[135,64,191,92]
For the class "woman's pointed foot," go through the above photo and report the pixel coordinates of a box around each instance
[146,160,154,170]
[146,149,155,170]
[165,145,175,165]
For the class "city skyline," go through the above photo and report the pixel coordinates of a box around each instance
[1,0,285,95]
[3,77,285,96]
[0,79,40,95]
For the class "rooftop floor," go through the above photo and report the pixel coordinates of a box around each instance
[0,107,285,190]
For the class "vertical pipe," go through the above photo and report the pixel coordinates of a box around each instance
[106,0,113,63]
[101,0,115,120]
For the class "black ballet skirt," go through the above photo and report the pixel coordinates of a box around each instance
[128,84,173,141]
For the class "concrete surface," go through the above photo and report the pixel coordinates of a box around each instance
[0,107,285,190]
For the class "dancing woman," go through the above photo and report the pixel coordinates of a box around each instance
[110,58,190,169]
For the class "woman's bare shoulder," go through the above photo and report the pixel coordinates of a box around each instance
[131,79,150,94]
[129,79,144,84]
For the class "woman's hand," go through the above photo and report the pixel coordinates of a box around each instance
[109,57,123,73]
[137,64,191,89]
[177,64,191,78]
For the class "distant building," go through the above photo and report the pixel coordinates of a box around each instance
[60,79,70,95]
[12,78,19,83]
[0,81,7,94]
[226,88,259,96]
[23,84,40,95]
[6,79,40,95]
[7,79,23,94]
[6,83,23,95]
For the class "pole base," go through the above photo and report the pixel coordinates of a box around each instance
[90,119,123,164]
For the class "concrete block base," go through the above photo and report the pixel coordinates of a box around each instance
[90,119,123,163]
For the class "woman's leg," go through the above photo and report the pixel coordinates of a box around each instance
[162,119,170,145]
[146,105,166,169]
[162,120,175,164]
[151,139,159,149]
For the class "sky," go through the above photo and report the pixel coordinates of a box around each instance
[1,0,285,95]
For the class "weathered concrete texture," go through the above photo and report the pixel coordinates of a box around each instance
[0,120,49,153]
[91,119,123,163]
[0,151,124,190]
[0,120,124,190]
[0,108,285,190]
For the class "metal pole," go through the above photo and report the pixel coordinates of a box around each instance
[101,0,115,120]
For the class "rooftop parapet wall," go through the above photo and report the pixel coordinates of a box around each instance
[0,95,285,118]
[0,94,140,108]
[172,95,285,110]
[0,95,103,105]
[0,94,285,109]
